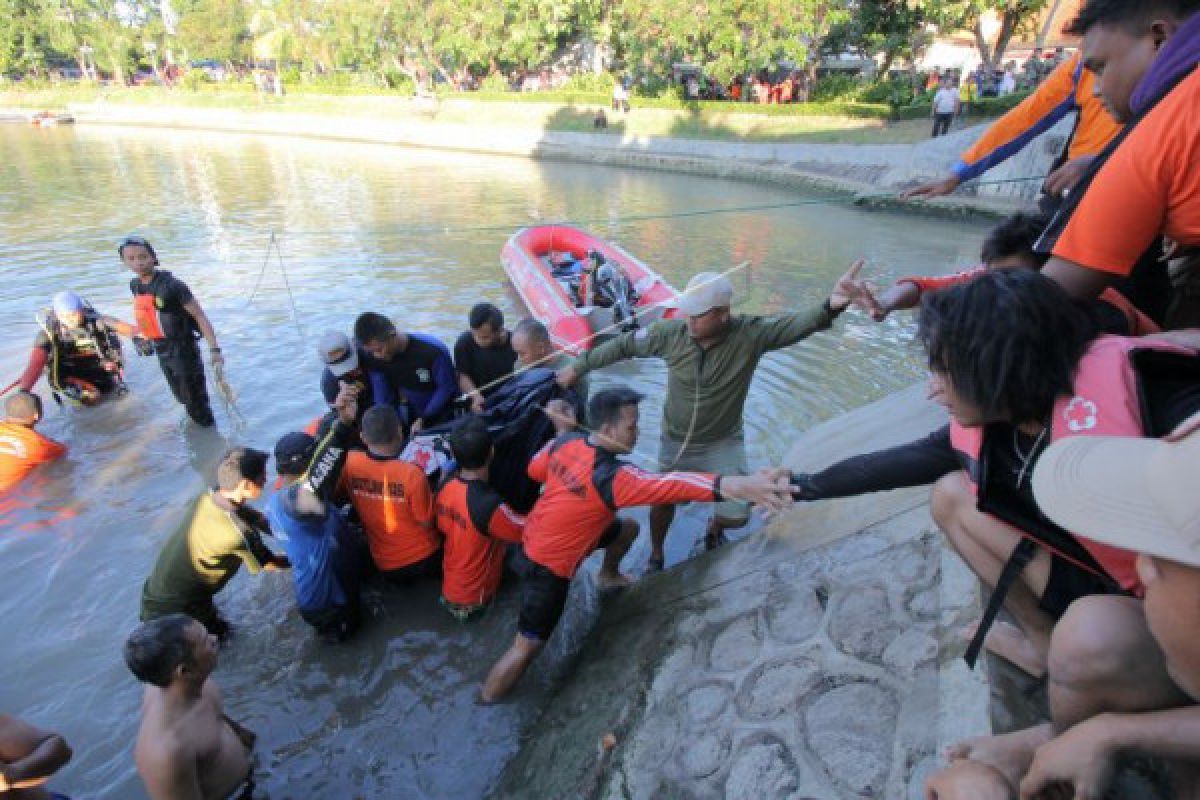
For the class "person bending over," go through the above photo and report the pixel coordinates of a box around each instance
[862,212,1158,336]
[126,615,257,800]
[141,447,287,639]
[337,405,439,583]
[481,387,794,702]
[512,318,589,404]
[792,270,1200,677]
[926,415,1200,799]
[436,418,526,621]
[0,714,72,800]
[266,385,365,643]
[316,330,374,426]
[353,312,456,433]
[0,392,66,495]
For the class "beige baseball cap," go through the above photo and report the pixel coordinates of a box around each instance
[1032,427,1200,567]
[670,272,733,317]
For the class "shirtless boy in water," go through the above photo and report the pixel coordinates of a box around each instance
[125,615,256,800]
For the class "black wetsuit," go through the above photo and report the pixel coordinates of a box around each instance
[131,271,214,426]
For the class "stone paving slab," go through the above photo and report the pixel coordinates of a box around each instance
[491,505,987,800]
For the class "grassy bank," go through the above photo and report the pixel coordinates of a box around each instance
[0,85,1001,145]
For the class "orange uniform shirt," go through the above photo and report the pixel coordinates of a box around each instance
[1054,68,1200,275]
[0,422,66,493]
[523,434,716,579]
[339,450,437,570]
[435,476,525,606]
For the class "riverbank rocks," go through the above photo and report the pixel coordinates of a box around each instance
[490,504,988,800]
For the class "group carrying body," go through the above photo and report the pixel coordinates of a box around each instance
[6,1,1200,797]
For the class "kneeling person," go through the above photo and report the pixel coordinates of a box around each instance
[436,419,526,620]
[338,405,439,583]
[481,387,793,702]
[126,615,257,800]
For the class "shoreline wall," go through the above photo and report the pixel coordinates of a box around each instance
[7,101,1070,217]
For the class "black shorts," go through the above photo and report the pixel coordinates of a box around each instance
[381,548,442,585]
[1038,555,1124,619]
[517,559,571,642]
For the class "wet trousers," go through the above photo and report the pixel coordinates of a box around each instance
[156,340,214,426]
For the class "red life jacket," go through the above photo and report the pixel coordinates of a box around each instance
[132,293,166,340]
[949,335,1191,594]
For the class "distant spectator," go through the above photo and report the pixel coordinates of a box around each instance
[593,108,608,129]
[999,65,1017,95]
[931,77,960,137]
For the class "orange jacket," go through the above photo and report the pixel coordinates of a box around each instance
[0,422,66,493]
[338,450,438,570]
[436,476,525,606]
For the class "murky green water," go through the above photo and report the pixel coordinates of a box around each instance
[0,122,986,798]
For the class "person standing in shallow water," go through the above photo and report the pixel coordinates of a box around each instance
[126,614,258,800]
[120,236,224,427]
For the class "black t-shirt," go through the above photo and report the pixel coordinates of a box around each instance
[130,270,197,341]
[453,331,517,397]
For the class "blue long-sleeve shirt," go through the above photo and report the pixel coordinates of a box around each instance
[367,333,457,426]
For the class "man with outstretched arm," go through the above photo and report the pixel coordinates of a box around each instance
[127,614,257,800]
[480,387,794,703]
[556,262,870,572]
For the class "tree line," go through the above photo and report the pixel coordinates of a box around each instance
[1,0,1052,88]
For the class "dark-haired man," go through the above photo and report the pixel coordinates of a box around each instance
[126,614,257,800]
[141,447,287,638]
[267,385,364,642]
[454,303,517,413]
[557,262,869,571]
[436,419,526,620]
[121,236,224,427]
[353,312,456,433]
[338,405,439,582]
[0,391,66,495]
[481,387,794,702]
[1037,0,1200,327]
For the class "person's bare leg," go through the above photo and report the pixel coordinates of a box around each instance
[481,634,543,704]
[1046,595,1192,730]
[598,518,638,590]
[648,505,675,566]
[704,513,746,551]
[931,472,1053,677]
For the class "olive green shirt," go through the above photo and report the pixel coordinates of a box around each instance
[571,304,837,443]
[140,493,268,619]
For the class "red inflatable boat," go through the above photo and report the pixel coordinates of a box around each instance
[501,225,680,355]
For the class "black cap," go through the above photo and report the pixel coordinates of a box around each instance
[274,432,315,475]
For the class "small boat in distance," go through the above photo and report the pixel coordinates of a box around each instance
[30,111,76,126]
[501,225,680,355]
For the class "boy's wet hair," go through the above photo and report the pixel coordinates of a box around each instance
[918,269,1099,425]
[981,212,1051,269]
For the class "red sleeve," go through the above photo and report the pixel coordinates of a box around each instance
[17,348,49,391]
[487,503,526,544]
[611,465,716,508]
[110,318,138,337]
[897,266,987,295]
[28,433,67,463]
[527,442,552,483]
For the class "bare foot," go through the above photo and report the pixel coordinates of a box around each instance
[596,571,634,592]
[962,620,1047,679]
[945,723,1055,791]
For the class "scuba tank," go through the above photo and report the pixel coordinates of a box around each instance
[35,299,129,406]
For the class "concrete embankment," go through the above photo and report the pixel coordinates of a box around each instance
[6,100,1068,216]
[490,385,992,799]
